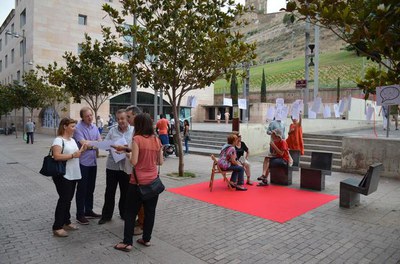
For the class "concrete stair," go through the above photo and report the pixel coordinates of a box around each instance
[187,130,230,156]
[301,133,343,171]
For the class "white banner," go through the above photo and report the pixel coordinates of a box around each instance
[223,98,233,106]
[238,99,247,110]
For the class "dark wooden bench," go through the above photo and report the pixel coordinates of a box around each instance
[339,163,383,208]
[300,152,333,191]
[270,150,301,185]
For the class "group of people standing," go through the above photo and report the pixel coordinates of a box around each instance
[50,106,163,251]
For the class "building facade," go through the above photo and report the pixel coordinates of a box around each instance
[0,0,214,133]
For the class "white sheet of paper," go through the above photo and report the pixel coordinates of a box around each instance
[238,99,247,109]
[323,105,331,118]
[291,99,303,119]
[334,104,340,118]
[366,105,375,121]
[311,97,322,113]
[223,98,233,106]
[347,95,352,111]
[110,137,127,163]
[308,109,317,119]
[275,106,288,121]
[90,140,114,150]
[276,98,284,107]
[338,99,346,114]
[266,107,275,121]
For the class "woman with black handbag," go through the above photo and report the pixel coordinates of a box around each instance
[51,117,87,237]
[114,113,164,252]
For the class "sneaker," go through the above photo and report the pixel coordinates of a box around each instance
[85,211,102,219]
[257,175,266,181]
[77,216,90,225]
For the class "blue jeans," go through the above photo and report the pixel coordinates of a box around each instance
[159,134,168,145]
[269,157,287,168]
[227,165,245,185]
[184,137,189,153]
[76,165,97,218]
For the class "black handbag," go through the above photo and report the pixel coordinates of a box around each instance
[133,167,165,200]
[39,139,66,177]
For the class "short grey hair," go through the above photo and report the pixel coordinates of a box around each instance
[125,105,142,115]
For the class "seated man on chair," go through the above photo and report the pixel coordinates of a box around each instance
[257,129,289,186]
[217,134,247,191]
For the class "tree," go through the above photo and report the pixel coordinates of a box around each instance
[42,30,130,119]
[103,0,257,176]
[285,0,400,99]
[260,68,267,102]
[0,84,15,132]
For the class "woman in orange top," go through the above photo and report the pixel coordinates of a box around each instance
[114,113,163,252]
[286,114,304,155]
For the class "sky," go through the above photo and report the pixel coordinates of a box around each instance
[0,0,286,26]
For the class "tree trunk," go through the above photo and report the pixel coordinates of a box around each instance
[172,103,184,176]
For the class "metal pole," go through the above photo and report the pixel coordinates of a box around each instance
[242,63,247,122]
[153,88,158,125]
[304,17,310,118]
[22,30,26,136]
[130,14,137,106]
[313,21,319,100]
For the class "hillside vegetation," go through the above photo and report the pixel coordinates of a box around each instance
[214,51,378,94]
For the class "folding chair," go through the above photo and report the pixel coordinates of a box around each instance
[209,155,233,192]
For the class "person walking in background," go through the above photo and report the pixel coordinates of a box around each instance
[98,109,133,225]
[224,110,230,124]
[183,119,190,154]
[390,105,400,130]
[286,114,304,155]
[51,117,87,237]
[218,134,247,191]
[217,111,221,124]
[73,107,102,225]
[25,118,35,144]
[114,113,163,252]
[234,132,253,185]
[379,106,389,130]
[156,114,170,146]
[96,116,104,135]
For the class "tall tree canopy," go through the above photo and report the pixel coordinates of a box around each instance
[103,0,256,175]
[285,0,400,98]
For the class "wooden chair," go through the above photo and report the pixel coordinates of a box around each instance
[209,155,233,192]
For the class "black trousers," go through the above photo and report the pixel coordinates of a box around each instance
[26,132,34,144]
[52,176,77,230]
[76,165,97,218]
[101,169,130,220]
[123,184,158,245]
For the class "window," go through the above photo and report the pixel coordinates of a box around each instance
[20,9,26,27]
[78,14,87,25]
[0,60,2,72]
[19,40,25,57]
[5,55,8,68]
[77,44,83,54]
[5,33,8,46]
[11,23,14,34]
[17,70,21,82]
[11,49,14,64]
[0,39,2,51]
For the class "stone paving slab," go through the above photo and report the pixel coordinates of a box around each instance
[0,133,400,264]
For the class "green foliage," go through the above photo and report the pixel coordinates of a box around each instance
[260,68,266,102]
[42,30,130,117]
[285,0,400,98]
[0,84,15,116]
[230,70,238,105]
[103,0,256,176]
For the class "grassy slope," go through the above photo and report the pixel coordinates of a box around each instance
[214,51,377,94]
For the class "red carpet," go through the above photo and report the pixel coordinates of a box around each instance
[168,179,337,223]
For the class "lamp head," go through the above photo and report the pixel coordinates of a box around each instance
[308,57,315,67]
[308,44,315,53]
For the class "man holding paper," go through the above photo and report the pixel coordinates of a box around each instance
[99,109,134,225]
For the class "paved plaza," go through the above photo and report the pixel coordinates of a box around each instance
[0,130,400,264]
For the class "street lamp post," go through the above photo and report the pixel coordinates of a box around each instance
[6,29,27,136]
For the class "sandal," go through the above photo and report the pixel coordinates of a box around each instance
[136,238,151,247]
[228,181,237,189]
[257,175,266,181]
[257,180,269,187]
[246,180,253,185]
[114,242,132,252]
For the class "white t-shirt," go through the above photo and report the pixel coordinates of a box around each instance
[52,137,81,180]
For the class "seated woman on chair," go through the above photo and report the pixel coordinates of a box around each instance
[217,134,247,191]
[233,132,253,185]
[257,129,289,186]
